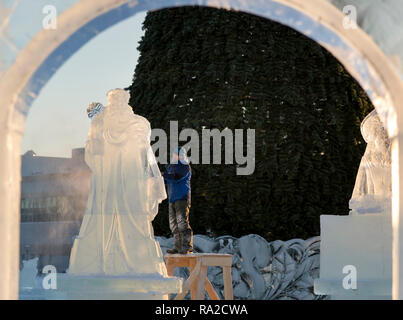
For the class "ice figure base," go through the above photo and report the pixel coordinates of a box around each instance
[22,273,183,300]
[314,212,392,299]
[59,273,183,300]
[314,279,392,300]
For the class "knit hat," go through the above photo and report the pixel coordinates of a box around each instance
[173,146,189,164]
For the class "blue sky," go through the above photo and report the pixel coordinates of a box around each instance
[21,11,147,158]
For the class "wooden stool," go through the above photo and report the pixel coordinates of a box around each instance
[165,253,234,300]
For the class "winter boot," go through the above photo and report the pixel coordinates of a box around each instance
[178,231,194,254]
[167,232,181,254]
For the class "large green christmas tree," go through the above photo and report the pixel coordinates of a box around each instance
[128,6,374,240]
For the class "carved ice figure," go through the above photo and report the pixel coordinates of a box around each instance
[349,110,391,214]
[68,89,167,276]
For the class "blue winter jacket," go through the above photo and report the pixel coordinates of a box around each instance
[163,161,191,203]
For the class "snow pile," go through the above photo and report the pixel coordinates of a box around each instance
[157,234,325,300]
[19,257,40,291]
[19,235,324,300]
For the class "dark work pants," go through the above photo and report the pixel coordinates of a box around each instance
[168,199,193,252]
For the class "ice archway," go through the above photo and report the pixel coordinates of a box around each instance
[1,0,403,299]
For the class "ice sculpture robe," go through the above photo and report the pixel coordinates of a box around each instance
[69,90,167,276]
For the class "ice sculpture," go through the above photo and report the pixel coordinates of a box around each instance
[316,110,393,299]
[68,89,168,276]
[349,110,391,214]
[157,234,323,300]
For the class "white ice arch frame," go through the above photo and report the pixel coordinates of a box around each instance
[1,0,403,300]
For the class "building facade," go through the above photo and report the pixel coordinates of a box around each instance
[20,148,91,273]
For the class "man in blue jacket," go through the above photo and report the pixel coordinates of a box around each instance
[163,147,193,254]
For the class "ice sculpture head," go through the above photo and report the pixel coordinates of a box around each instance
[86,102,105,119]
[106,88,130,108]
